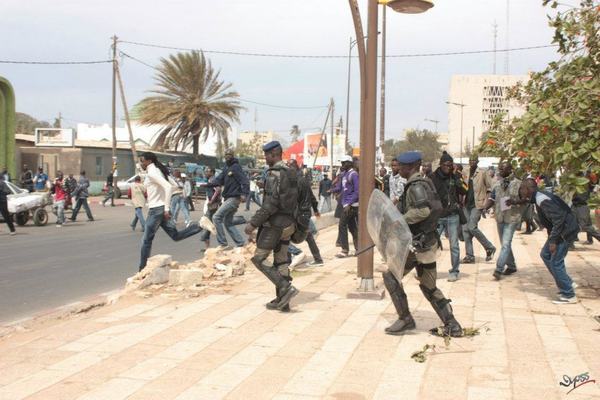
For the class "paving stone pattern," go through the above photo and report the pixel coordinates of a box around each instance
[0,219,599,399]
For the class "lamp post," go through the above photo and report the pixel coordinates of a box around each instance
[345,37,359,140]
[348,0,434,294]
[446,101,466,161]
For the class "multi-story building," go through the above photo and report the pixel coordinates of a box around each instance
[447,74,528,159]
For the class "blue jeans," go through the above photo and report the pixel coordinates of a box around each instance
[71,198,93,221]
[171,195,191,224]
[495,222,518,273]
[245,191,261,210]
[213,197,245,247]
[540,240,575,298]
[131,207,146,231]
[437,213,460,274]
[463,207,495,257]
[53,200,65,225]
[139,206,202,270]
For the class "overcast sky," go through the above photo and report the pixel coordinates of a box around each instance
[1,0,563,146]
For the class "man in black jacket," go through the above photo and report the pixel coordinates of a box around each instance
[287,159,324,268]
[520,179,579,304]
[204,149,249,249]
[431,151,466,282]
[572,176,600,244]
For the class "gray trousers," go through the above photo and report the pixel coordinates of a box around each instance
[463,207,495,257]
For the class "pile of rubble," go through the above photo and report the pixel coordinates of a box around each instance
[124,244,257,298]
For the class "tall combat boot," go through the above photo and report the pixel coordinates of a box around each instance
[429,300,463,337]
[252,256,298,311]
[266,287,291,312]
[382,271,415,335]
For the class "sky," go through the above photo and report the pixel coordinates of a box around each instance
[0,0,564,147]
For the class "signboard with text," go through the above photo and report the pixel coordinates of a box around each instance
[303,131,346,167]
[35,128,74,147]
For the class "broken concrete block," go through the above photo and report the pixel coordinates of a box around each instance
[202,268,214,279]
[215,263,228,271]
[139,265,170,289]
[169,269,204,287]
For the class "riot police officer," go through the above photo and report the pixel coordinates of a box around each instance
[383,151,463,337]
[245,141,300,311]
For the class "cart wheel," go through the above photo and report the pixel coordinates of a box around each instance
[114,187,122,199]
[33,208,49,226]
[15,212,29,226]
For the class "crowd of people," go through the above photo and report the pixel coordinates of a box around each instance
[2,145,599,332]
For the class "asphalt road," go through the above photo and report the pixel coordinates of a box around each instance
[0,196,259,324]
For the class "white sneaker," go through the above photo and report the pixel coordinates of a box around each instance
[552,295,578,304]
[199,216,217,235]
[289,252,307,269]
[9,231,16,236]
[56,224,62,228]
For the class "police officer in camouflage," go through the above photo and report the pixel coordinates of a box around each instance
[383,151,463,337]
[245,141,300,311]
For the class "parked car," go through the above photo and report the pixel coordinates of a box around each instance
[116,174,145,198]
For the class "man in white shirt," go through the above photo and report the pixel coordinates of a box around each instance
[388,158,406,205]
[138,152,214,271]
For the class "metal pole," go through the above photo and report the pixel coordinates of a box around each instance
[460,104,465,163]
[345,37,353,140]
[111,35,117,161]
[355,0,379,287]
[379,2,386,166]
[330,98,335,174]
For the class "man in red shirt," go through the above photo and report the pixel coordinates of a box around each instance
[53,171,67,227]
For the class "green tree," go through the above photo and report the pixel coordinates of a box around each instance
[382,129,443,163]
[137,51,243,155]
[477,0,600,203]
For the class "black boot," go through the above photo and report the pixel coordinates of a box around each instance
[266,288,290,312]
[253,257,298,311]
[382,271,416,335]
[429,300,463,337]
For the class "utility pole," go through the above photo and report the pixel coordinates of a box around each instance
[111,35,118,181]
[330,98,335,174]
[446,101,466,162]
[378,2,387,166]
[115,62,138,172]
[493,21,498,74]
[505,0,510,74]
[345,37,354,141]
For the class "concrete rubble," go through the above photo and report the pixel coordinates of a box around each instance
[124,244,257,298]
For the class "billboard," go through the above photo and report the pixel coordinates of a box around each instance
[35,128,74,147]
[303,131,346,167]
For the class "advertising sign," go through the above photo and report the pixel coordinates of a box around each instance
[35,128,75,147]
[303,131,347,167]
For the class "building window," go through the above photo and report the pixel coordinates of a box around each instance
[482,85,511,131]
[95,157,103,176]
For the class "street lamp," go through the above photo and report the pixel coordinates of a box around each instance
[348,0,434,295]
[446,101,466,162]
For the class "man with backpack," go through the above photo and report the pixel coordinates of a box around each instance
[245,141,300,312]
[519,178,579,304]
[382,151,463,337]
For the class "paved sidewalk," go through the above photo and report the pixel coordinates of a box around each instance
[1,219,599,400]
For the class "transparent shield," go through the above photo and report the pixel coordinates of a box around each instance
[367,189,413,281]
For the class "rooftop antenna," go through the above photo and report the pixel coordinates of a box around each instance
[504,0,510,75]
[493,20,498,74]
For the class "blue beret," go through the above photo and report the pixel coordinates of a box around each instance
[262,141,282,152]
[396,151,422,164]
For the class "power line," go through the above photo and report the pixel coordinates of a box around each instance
[119,39,557,59]
[120,51,329,110]
[0,59,112,65]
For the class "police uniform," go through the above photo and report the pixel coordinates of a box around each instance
[382,151,463,337]
[249,141,300,311]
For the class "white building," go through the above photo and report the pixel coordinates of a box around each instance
[447,75,528,157]
[76,121,225,156]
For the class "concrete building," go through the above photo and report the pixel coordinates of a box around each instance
[447,74,528,158]
[236,130,276,149]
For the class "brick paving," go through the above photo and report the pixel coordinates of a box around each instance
[1,218,599,400]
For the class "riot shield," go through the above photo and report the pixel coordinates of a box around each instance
[367,189,413,282]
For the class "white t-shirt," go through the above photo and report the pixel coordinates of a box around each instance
[144,163,174,211]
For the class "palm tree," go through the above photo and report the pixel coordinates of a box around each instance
[137,51,242,155]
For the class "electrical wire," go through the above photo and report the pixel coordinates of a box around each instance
[0,59,112,65]
[119,39,557,59]
[120,51,329,110]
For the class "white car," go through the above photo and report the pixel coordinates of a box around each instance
[116,174,146,198]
